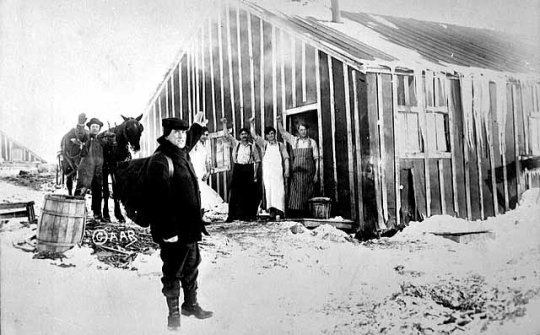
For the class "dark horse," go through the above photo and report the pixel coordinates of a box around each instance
[102,114,144,222]
[58,123,89,195]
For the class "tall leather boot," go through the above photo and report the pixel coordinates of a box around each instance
[166,297,181,331]
[181,291,213,319]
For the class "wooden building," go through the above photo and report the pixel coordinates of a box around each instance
[139,0,540,235]
[0,129,46,164]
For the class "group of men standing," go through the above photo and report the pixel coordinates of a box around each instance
[220,115,319,222]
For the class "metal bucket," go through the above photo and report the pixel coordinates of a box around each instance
[308,197,332,219]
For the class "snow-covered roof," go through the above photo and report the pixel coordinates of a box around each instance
[243,0,540,77]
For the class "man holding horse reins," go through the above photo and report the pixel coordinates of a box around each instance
[74,117,106,221]
[59,113,90,196]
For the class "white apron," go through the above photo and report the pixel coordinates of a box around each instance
[262,143,285,212]
[190,142,224,210]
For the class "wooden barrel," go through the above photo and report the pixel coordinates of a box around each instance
[37,194,87,253]
[308,197,332,219]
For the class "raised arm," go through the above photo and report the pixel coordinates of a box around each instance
[248,116,264,148]
[276,114,294,145]
[187,111,208,150]
[220,117,235,144]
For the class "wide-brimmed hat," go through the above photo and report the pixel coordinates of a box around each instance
[86,118,104,128]
[162,117,188,130]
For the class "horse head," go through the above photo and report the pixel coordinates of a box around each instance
[120,114,144,152]
[98,128,117,149]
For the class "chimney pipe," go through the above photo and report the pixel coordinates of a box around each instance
[331,0,341,23]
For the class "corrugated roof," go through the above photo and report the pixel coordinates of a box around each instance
[244,1,540,75]
[342,12,539,73]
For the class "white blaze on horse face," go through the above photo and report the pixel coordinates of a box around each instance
[89,124,101,135]
[167,129,187,149]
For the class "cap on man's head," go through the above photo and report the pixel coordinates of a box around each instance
[162,117,189,130]
[86,117,104,128]
[78,113,87,125]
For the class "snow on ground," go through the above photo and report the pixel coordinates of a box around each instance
[1,173,540,334]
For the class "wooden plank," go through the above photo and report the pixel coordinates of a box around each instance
[474,94,485,220]
[187,46,193,123]
[171,66,176,118]
[461,79,473,220]
[352,71,364,227]
[315,50,324,195]
[367,73,385,231]
[438,159,446,214]
[343,64,356,221]
[158,94,163,126]
[500,82,509,211]
[296,218,354,230]
[286,103,318,115]
[376,73,388,221]
[302,41,307,103]
[236,5,244,127]
[178,62,183,119]
[226,3,236,135]
[520,83,529,155]
[446,77,459,215]
[201,24,206,114]
[280,30,286,124]
[328,56,339,203]
[272,26,277,125]
[259,18,265,131]
[247,12,255,119]
[0,201,34,210]
[209,19,217,131]
[291,37,296,107]
[165,78,170,118]
[218,9,225,119]
[487,83,498,216]
[195,36,200,114]
[391,70,401,227]
[417,71,431,217]
[512,85,521,197]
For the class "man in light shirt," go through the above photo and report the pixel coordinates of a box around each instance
[221,117,261,222]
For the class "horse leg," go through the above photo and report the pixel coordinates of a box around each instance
[67,175,73,196]
[102,171,111,222]
[111,175,126,223]
[114,198,125,223]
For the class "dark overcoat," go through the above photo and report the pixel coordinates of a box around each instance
[147,124,208,244]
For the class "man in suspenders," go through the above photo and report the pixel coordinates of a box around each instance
[277,115,320,218]
[221,118,261,222]
[249,116,290,220]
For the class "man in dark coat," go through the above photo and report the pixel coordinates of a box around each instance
[147,113,213,331]
[74,117,105,220]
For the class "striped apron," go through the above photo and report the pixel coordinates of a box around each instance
[288,139,315,210]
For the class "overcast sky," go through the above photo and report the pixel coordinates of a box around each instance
[1,0,539,162]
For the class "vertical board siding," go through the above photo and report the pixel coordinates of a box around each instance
[332,59,351,216]
[318,52,335,203]
[352,70,365,228]
[172,66,180,118]
[344,65,357,221]
[366,73,385,231]
[141,5,535,236]
[381,74,396,227]
[506,84,518,208]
